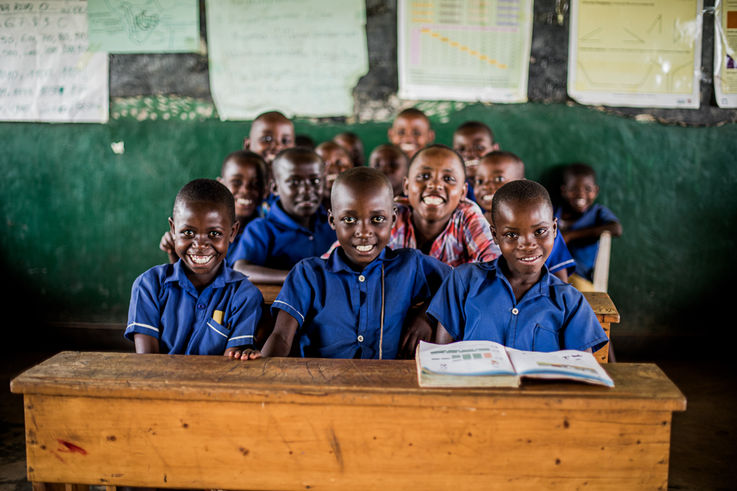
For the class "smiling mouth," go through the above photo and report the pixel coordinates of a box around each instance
[465,159,480,168]
[188,254,215,265]
[400,143,416,152]
[481,194,493,202]
[422,195,445,206]
[517,255,542,264]
[574,198,587,208]
[236,198,254,207]
[355,244,375,253]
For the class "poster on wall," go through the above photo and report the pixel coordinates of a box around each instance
[715,0,737,108]
[397,0,533,103]
[206,0,368,120]
[568,0,703,109]
[0,0,108,123]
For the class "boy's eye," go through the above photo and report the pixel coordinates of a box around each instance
[182,230,194,238]
[341,216,357,224]
[535,228,549,236]
[417,172,430,180]
[371,216,386,224]
[310,177,321,186]
[443,175,456,183]
[260,135,273,143]
[503,231,518,239]
[209,231,223,239]
[281,137,293,145]
[493,176,505,183]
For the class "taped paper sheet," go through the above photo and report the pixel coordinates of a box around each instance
[398,0,533,103]
[206,0,368,120]
[715,0,737,108]
[0,0,109,122]
[568,0,703,109]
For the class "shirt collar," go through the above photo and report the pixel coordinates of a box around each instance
[325,246,398,274]
[166,259,234,292]
[267,200,328,233]
[483,257,553,300]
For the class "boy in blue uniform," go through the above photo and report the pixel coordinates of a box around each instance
[127,179,263,356]
[474,150,577,282]
[556,163,622,283]
[231,147,336,284]
[237,167,450,360]
[428,180,608,352]
[452,121,499,202]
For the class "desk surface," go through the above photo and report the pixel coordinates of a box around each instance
[11,351,684,412]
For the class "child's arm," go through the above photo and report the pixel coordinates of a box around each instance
[561,221,622,244]
[159,231,178,264]
[134,333,159,353]
[398,301,433,359]
[257,310,300,357]
[233,260,289,284]
[434,323,455,344]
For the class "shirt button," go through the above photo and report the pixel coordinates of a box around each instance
[308,236,314,241]
[511,308,519,315]
[198,304,205,310]
[357,335,364,342]
[358,275,365,282]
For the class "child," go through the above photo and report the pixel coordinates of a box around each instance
[369,143,409,198]
[159,151,268,266]
[237,167,450,360]
[452,121,499,202]
[388,108,435,159]
[127,179,263,356]
[333,131,365,166]
[295,134,316,149]
[556,163,622,283]
[231,147,336,284]
[243,111,295,165]
[428,180,608,353]
[475,151,576,283]
[315,141,353,209]
[390,144,500,267]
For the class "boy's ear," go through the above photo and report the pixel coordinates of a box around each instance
[168,217,175,234]
[491,142,500,151]
[270,179,279,196]
[243,137,250,150]
[391,204,398,225]
[327,208,336,230]
[490,224,497,242]
[462,180,468,199]
[230,220,241,243]
[428,129,436,144]
[552,218,558,238]
[402,176,410,197]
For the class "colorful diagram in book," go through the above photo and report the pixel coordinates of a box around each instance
[398,0,532,102]
[568,0,702,108]
[420,341,515,376]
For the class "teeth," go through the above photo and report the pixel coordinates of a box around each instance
[237,198,253,206]
[400,143,415,152]
[465,159,480,168]
[519,256,540,263]
[575,199,587,207]
[482,194,493,202]
[189,254,214,265]
[356,245,374,252]
[423,196,444,206]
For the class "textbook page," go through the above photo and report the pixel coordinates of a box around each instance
[715,0,737,108]
[206,0,368,120]
[418,340,515,376]
[568,0,702,109]
[398,0,533,103]
[0,0,108,122]
[87,0,199,53]
[506,348,615,387]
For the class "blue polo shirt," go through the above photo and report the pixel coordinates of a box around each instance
[427,257,608,352]
[555,204,620,280]
[230,200,336,270]
[272,247,451,359]
[125,261,263,355]
[547,232,576,275]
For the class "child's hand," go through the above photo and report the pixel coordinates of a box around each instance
[224,347,262,360]
[159,231,178,264]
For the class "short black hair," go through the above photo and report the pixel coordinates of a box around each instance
[408,144,466,179]
[481,150,524,166]
[491,180,552,226]
[295,134,315,149]
[396,107,430,124]
[332,166,393,206]
[454,120,495,143]
[562,162,597,184]
[271,147,324,177]
[173,178,235,224]
[222,149,267,181]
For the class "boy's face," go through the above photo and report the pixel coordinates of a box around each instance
[333,134,364,166]
[245,117,295,164]
[316,144,353,199]
[272,157,324,220]
[388,114,435,158]
[169,201,238,287]
[329,183,396,270]
[491,199,556,278]
[561,175,599,214]
[370,146,408,197]
[218,159,264,220]
[404,148,467,225]
[452,128,498,178]
[474,157,525,210]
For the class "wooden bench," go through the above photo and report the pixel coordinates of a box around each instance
[254,284,620,363]
[11,352,685,490]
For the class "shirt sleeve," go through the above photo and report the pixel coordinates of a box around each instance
[461,202,500,263]
[547,233,577,275]
[230,220,271,266]
[224,281,264,349]
[270,260,315,327]
[560,289,609,351]
[426,267,470,340]
[125,270,163,341]
[595,204,620,224]
[410,252,452,305]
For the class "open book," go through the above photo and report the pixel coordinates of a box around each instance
[416,340,614,388]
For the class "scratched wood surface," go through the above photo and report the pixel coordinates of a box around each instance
[11,352,685,411]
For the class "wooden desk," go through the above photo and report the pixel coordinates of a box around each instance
[11,352,685,490]
[254,285,621,363]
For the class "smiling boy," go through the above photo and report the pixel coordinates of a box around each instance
[388,108,435,159]
[243,111,295,165]
[126,179,263,356]
[236,168,450,360]
[428,180,607,353]
[452,121,499,201]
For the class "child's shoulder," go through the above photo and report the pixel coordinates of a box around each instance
[134,262,176,287]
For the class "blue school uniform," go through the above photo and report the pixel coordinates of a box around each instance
[125,261,263,355]
[555,204,620,280]
[427,257,608,352]
[230,200,336,270]
[547,232,577,276]
[272,247,451,359]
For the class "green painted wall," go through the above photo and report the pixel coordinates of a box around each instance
[2,102,736,341]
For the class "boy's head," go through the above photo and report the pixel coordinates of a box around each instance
[404,144,467,226]
[169,179,238,286]
[388,108,435,159]
[271,147,325,222]
[243,111,295,164]
[561,163,599,214]
[218,150,267,220]
[369,143,409,197]
[333,131,365,166]
[490,180,556,278]
[452,121,499,179]
[474,151,525,210]
[315,141,353,201]
[329,167,397,270]
[295,134,316,149]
